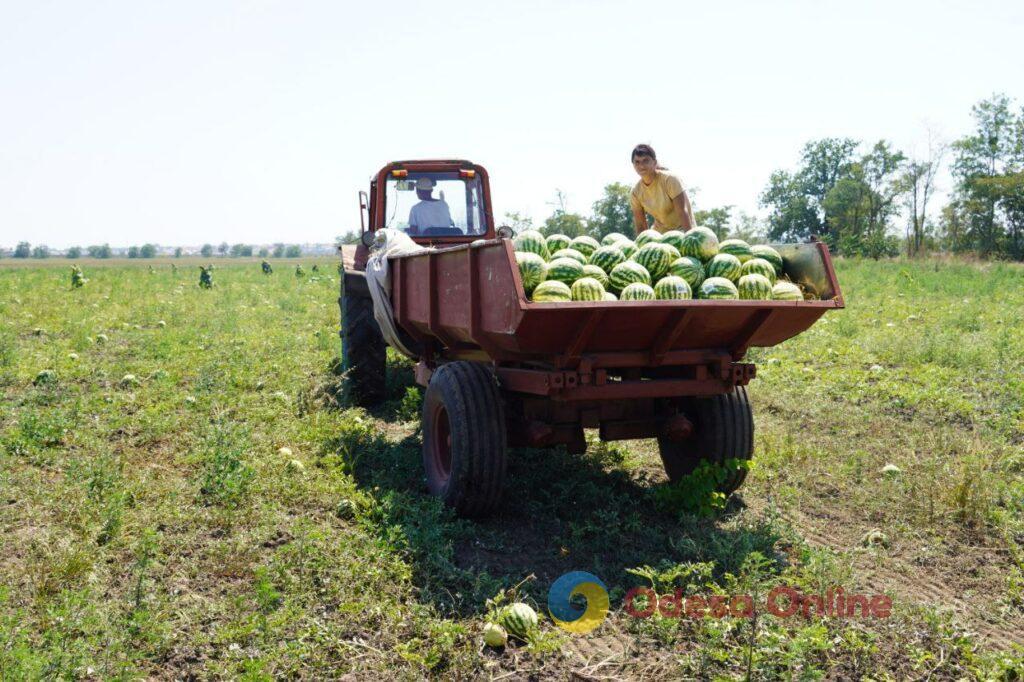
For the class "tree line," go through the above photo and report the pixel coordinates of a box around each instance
[4,242,306,259]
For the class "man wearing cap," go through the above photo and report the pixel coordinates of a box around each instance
[408,178,454,234]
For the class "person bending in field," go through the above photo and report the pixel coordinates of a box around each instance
[629,143,695,234]
[261,260,273,275]
[199,265,213,289]
[70,265,88,288]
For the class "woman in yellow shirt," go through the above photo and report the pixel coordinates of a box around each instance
[629,144,695,234]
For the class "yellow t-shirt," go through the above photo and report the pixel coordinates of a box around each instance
[630,171,685,231]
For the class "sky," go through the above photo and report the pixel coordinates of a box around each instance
[1,0,1022,249]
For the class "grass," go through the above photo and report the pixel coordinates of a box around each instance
[0,257,1022,679]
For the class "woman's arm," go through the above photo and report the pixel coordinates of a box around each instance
[632,206,648,235]
[672,191,695,231]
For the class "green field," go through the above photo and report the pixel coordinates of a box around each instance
[1,258,1022,679]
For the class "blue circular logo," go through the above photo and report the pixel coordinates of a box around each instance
[547,571,609,634]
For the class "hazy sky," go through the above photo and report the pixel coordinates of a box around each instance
[2,0,1022,249]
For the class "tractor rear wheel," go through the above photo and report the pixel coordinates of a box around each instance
[341,289,386,407]
[657,387,753,495]
[422,362,507,517]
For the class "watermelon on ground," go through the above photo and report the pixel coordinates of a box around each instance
[718,238,753,263]
[571,277,605,301]
[608,260,651,294]
[750,244,784,275]
[588,244,626,274]
[634,242,681,281]
[705,253,743,282]
[680,226,719,261]
[570,235,600,258]
[515,251,547,295]
[635,229,663,247]
[531,280,572,302]
[741,258,777,284]
[601,232,630,246]
[513,230,549,260]
[545,234,571,253]
[581,264,610,289]
[667,256,705,290]
[698,277,739,299]
[738,273,773,300]
[654,276,692,300]
[660,230,687,253]
[772,281,803,300]
[545,257,584,285]
[500,603,539,640]
[620,282,656,301]
[618,240,639,259]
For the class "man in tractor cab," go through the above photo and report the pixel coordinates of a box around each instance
[407,177,454,234]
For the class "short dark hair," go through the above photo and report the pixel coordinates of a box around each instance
[631,144,657,162]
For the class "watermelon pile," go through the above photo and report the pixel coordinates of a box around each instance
[513,229,814,302]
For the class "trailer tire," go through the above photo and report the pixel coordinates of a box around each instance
[657,387,753,495]
[341,290,386,407]
[422,362,507,517]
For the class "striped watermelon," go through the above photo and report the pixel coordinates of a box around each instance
[654,276,692,300]
[550,248,587,265]
[500,603,538,640]
[531,280,572,302]
[618,240,639,259]
[588,244,626,274]
[634,242,681,281]
[515,251,547,295]
[698,277,739,299]
[667,256,705,290]
[741,258,777,284]
[719,238,753,263]
[772,281,803,300]
[660,230,687,253]
[581,264,610,289]
[570,235,600,258]
[680,227,719,261]
[635,229,663,247]
[620,282,656,301]
[571,277,605,301]
[545,257,584,285]
[738,274,773,300]
[705,253,743,282]
[608,261,651,294]
[602,232,630,246]
[513,230,549,260]
[602,291,617,301]
[545,233,571,253]
[750,244,784,276]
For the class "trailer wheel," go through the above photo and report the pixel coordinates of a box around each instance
[341,290,386,407]
[658,387,753,495]
[422,362,507,517]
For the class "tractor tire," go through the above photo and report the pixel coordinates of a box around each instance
[341,289,386,407]
[421,362,507,517]
[657,387,753,495]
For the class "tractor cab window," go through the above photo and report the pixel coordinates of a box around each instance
[385,171,487,237]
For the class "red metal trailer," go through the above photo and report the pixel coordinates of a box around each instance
[340,160,843,516]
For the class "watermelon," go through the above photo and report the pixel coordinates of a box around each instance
[570,235,600,258]
[654,276,692,300]
[705,253,743,282]
[545,233,571,253]
[581,264,610,289]
[588,244,626,274]
[718,238,753,263]
[741,258,777,285]
[601,232,630,246]
[483,622,508,648]
[634,242,681,281]
[772,281,803,301]
[602,291,617,301]
[532,280,572,302]
[608,261,651,294]
[500,603,539,640]
[545,257,584,285]
[635,229,663,247]
[620,282,656,301]
[550,248,587,265]
[618,240,639,259]
[514,230,549,260]
[667,256,705,290]
[571,277,605,301]
[660,230,687,253]
[515,251,547,295]
[698,277,739,300]
[680,227,719,261]
[738,274,773,300]
[750,245,784,276]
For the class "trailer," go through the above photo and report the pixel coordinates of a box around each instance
[340,159,844,516]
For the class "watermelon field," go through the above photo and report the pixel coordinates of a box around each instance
[1,257,1023,679]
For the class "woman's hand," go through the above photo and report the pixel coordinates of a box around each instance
[632,206,648,235]
[673,191,695,232]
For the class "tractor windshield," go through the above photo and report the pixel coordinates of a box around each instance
[384,171,487,237]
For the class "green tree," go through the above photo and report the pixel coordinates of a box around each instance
[87,244,112,258]
[140,244,157,258]
[588,183,633,239]
[257,247,269,258]
[693,205,733,238]
[31,245,50,258]
[540,191,587,238]
[284,245,302,258]
[174,247,183,258]
[502,211,534,234]
[272,243,286,258]
[66,246,82,259]
[14,241,30,258]
[200,244,214,257]
[218,242,229,256]
[128,246,140,258]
